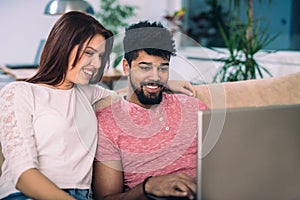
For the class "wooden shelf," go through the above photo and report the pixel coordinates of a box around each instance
[0,65,127,89]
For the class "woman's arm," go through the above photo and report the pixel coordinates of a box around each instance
[166,80,196,97]
[114,80,196,96]
[17,169,75,200]
[0,83,74,199]
[93,79,195,111]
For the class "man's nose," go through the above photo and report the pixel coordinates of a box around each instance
[149,68,160,80]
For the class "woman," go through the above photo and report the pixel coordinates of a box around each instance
[0,11,195,200]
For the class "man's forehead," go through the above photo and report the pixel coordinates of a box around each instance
[135,51,169,61]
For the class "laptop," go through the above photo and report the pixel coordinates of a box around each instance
[197,104,300,200]
[5,39,45,69]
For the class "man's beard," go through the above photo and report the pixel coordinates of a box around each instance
[129,74,164,105]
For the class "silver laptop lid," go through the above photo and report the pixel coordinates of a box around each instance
[197,104,300,200]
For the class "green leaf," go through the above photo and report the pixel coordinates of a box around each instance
[211,0,276,82]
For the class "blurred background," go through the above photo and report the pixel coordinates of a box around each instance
[0,0,299,88]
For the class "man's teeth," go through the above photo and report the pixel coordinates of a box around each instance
[83,69,93,76]
[146,85,158,89]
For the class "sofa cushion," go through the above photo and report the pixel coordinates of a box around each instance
[195,72,300,109]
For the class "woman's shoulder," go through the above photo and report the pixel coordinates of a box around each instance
[74,84,99,95]
[75,83,109,91]
[0,81,32,94]
[0,82,35,107]
[75,84,114,98]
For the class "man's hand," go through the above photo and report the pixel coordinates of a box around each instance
[144,173,196,199]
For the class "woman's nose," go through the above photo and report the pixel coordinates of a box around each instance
[91,56,101,68]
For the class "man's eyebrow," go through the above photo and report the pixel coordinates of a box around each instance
[138,62,169,66]
[138,61,152,65]
[160,62,169,66]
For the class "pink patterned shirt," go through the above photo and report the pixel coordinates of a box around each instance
[95,93,208,189]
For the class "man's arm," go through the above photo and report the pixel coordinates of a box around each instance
[92,161,196,200]
[92,161,147,200]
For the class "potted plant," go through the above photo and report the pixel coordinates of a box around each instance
[95,0,137,68]
[212,0,278,82]
[186,0,231,47]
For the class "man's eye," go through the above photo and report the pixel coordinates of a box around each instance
[140,66,151,71]
[159,67,168,71]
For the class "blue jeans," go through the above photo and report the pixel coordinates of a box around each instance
[1,189,90,200]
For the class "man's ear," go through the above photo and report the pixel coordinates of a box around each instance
[122,58,130,75]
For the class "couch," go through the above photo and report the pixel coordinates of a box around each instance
[194,72,300,109]
[1,72,300,175]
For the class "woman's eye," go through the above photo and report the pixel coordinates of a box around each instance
[85,51,94,56]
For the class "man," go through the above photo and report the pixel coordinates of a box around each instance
[92,21,208,200]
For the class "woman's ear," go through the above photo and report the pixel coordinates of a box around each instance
[122,58,130,75]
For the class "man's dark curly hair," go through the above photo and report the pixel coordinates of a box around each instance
[123,21,176,66]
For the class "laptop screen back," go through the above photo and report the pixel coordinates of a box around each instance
[197,104,300,200]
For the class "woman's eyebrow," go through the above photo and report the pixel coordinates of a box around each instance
[86,46,105,54]
[86,46,97,51]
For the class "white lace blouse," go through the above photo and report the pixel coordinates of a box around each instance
[0,81,113,198]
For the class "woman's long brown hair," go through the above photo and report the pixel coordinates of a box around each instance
[26,11,113,85]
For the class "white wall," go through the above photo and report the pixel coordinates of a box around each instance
[0,0,181,65]
[249,0,292,50]
[0,0,58,64]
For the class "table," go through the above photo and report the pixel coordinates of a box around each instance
[0,65,126,89]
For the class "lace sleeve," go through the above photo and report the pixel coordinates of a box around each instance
[0,82,38,186]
